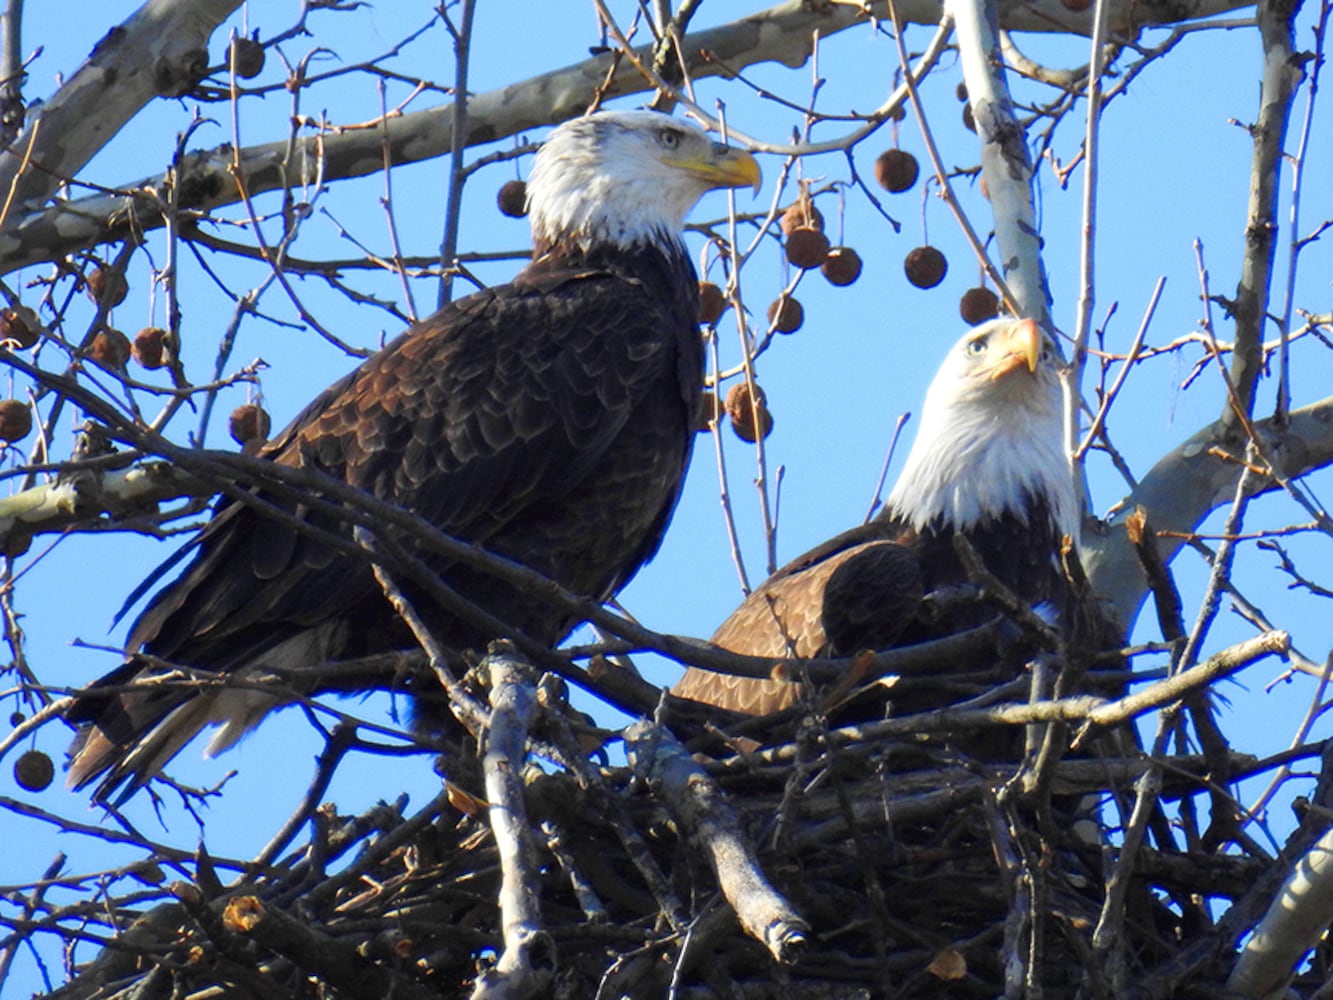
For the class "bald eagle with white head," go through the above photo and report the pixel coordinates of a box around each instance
[673,318,1080,715]
[67,111,760,802]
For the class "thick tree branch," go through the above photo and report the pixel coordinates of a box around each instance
[1083,394,1333,627]
[949,0,1051,325]
[0,0,242,211]
[1227,825,1333,998]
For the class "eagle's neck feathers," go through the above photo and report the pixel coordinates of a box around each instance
[885,366,1078,545]
[526,119,707,257]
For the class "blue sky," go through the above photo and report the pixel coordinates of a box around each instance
[2,1,1331,992]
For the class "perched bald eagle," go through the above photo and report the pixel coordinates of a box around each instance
[67,111,760,802]
[673,318,1079,716]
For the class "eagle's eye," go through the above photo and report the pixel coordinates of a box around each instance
[966,336,988,356]
[657,128,682,150]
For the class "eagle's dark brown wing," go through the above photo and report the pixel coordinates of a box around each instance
[672,531,924,715]
[69,261,701,797]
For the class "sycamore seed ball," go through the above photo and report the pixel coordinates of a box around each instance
[904,246,948,289]
[89,328,132,369]
[780,199,824,236]
[962,103,976,133]
[229,404,272,446]
[133,327,169,369]
[15,749,54,792]
[821,247,863,287]
[698,282,727,325]
[0,399,31,442]
[230,36,265,78]
[87,266,128,307]
[960,287,1001,324]
[724,382,774,443]
[874,149,919,194]
[0,307,37,348]
[785,227,831,270]
[766,294,804,334]
[497,180,528,218]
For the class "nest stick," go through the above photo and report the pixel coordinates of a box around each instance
[624,718,808,964]
[471,645,556,999]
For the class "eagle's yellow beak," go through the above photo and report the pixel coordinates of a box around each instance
[678,144,762,195]
[989,318,1042,381]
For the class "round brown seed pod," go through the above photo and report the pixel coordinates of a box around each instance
[888,104,906,123]
[0,307,38,348]
[497,179,528,218]
[698,282,727,325]
[9,711,24,726]
[955,82,969,102]
[821,246,863,287]
[87,265,128,307]
[874,148,919,193]
[779,199,824,236]
[229,403,271,446]
[14,749,54,792]
[959,286,1001,324]
[230,36,265,79]
[962,102,976,133]
[904,246,948,289]
[725,382,773,443]
[133,326,169,369]
[89,328,132,369]
[0,399,31,442]
[766,294,804,334]
[784,227,830,270]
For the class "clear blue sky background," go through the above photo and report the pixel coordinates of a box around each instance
[3,1,1331,993]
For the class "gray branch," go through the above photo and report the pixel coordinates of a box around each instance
[624,718,809,965]
[471,646,556,1000]
[949,0,1051,324]
[0,0,242,210]
[1225,0,1304,428]
[1082,394,1333,627]
[1226,827,1333,999]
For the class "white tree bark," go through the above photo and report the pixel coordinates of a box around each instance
[0,0,242,211]
[1083,394,1333,628]
[948,0,1051,325]
[1226,827,1333,998]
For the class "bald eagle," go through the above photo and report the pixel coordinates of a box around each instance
[67,111,760,802]
[672,318,1079,716]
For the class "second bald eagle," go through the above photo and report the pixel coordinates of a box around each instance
[674,318,1079,715]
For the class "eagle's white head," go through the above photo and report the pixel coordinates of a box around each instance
[526,110,760,254]
[885,318,1078,543]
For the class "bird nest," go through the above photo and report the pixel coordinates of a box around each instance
[35,633,1333,999]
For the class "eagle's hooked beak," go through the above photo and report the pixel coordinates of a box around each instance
[988,318,1042,381]
[680,144,762,195]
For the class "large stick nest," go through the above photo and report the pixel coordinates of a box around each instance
[25,633,1333,1000]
